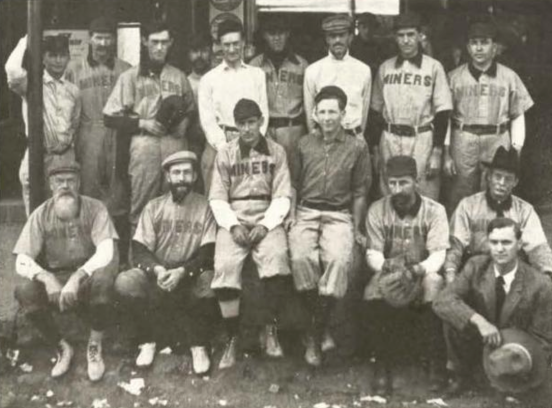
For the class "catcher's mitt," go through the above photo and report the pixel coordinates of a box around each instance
[379,257,423,308]
[156,95,188,133]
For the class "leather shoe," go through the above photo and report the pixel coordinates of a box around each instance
[304,335,322,367]
[51,339,74,378]
[191,346,211,375]
[446,373,469,397]
[264,324,284,358]
[428,361,448,392]
[372,361,393,396]
[87,340,105,382]
[218,336,238,370]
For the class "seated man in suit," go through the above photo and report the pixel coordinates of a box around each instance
[434,217,552,396]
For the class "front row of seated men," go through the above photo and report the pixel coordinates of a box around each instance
[13,87,552,402]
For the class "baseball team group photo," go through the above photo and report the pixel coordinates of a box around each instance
[1,0,552,407]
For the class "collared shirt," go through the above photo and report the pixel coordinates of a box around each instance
[291,128,371,208]
[5,36,81,153]
[395,51,424,69]
[210,137,291,230]
[371,54,452,126]
[198,60,268,151]
[446,191,550,272]
[13,196,118,273]
[448,62,534,126]
[494,263,518,294]
[133,191,216,267]
[249,52,308,119]
[304,52,372,132]
[103,64,195,128]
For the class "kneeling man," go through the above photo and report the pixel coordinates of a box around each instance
[434,217,552,396]
[115,151,218,375]
[14,160,119,381]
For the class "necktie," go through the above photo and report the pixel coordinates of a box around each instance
[495,276,506,322]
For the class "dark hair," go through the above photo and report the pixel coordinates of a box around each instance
[487,217,522,240]
[142,21,172,39]
[317,95,346,110]
[217,19,244,41]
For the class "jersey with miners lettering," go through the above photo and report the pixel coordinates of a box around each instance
[445,191,549,271]
[448,62,534,125]
[133,191,216,267]
[13,196,118,271]
[371,54,452,125]
[103,64,195,123]
[366,194,449,263]
[209,137,291,226]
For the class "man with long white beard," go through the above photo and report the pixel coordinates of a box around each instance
[13,161,119,382]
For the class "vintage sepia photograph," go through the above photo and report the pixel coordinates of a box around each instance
[1,0,552,407]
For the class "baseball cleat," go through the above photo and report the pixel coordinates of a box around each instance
[191,346,211,375]
[264,324,284,358]
[136,342,156,367]
[87,339,105,382]
[51,339,74,378]
[218,336,238,370]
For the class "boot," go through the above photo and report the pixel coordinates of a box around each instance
[372,360,393,396]
[51,339,74,378]
[304,334,322,367]
[264,324,284,358]
[218,336,238,369]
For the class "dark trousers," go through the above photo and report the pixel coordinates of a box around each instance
[444,322,484,377]
[14,256,119,343]
[115,268,219,347]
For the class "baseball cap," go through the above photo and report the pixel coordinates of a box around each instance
[386,156,418,178]
[48,160,81,177]
[234,99,262,122]
[468,21,498,40]
[394,13,422,30]
[322,14,353,33]
[314,85,348,108]
[89,16,117,34]
[43,35,70,54]
[162,151,198,171]
[262,15,290,33]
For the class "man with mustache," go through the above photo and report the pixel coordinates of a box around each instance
[103,21,195,231]
[209,98,292,369]
[13,161,119,382]
[199,19,268,193]
[288,86,371,367]
[363,155,449,394]
[444,21,534,213]
[304,14,371,140]
[369,13,452,201]
[445,146,552,283]
[249,16,309,163]
[65,17,131,264]
[5,34,81,215]
[115,151,218,375]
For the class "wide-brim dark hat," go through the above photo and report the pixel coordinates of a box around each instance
[156,95,188,132]
[482,146,520,176]
[483,328,549,394]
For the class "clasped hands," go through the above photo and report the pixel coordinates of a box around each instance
[230,224,268,247]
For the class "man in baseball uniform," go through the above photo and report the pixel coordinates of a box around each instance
[65,17,131,263]
[103,21,195,229]
[249,16,309,162]
[199,19,268,193]
[288,86,371,367]
[369,13,452,200]
[445,146,552,283]
[210,99,292,369]
[364,156,449,395]
[115,151,218,375]
[444,21,534,212]
[5,34,81,215]
[13,160,119,381]
[304,14,372,140]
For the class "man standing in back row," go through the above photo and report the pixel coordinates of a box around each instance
[304,14,372,140]
[369,13,452,200]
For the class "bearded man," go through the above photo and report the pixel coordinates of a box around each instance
[13,160,119,382]
[115,151,219,375]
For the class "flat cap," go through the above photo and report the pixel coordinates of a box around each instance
[234,98,262,122]
[217,19,244,40]
[394,13,422,30]
[314,85,348,108]
[386,155,417,178]
[322,14,353,33]
[89,16,117,33]
[357,13,377,25]
[162,150,198,170]
[468,22,497,40]
[262,15,290,32]
[48,160,80,177]
[43,35,70,54]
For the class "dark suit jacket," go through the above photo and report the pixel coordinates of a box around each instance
[433,255,552,352]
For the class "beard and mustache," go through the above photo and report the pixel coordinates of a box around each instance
[169,181,193,203]
[191,57,210,74]
[53,191,79,220]
[391,192,414,215]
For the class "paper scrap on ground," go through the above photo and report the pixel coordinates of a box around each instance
[159,347,172,355]
[313,403,330,408]
[19,362,33,372]
[92,399,111,408]
[360,395,387,404]
[426,398,448,407]
[46,390,55,398]
[218,400,228,406]
[56,401,74,407]
[148,397,168,406]
[118,378,146,396]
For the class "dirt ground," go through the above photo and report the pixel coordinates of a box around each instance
[3,222,552,408]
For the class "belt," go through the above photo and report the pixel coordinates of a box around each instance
[269,116,304,129]
[345,126,363,136]
[230,194,271,203]
[301,200,350,212]
[386,123,433,137]
[221,125,239,133]
[452,121,509,135]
